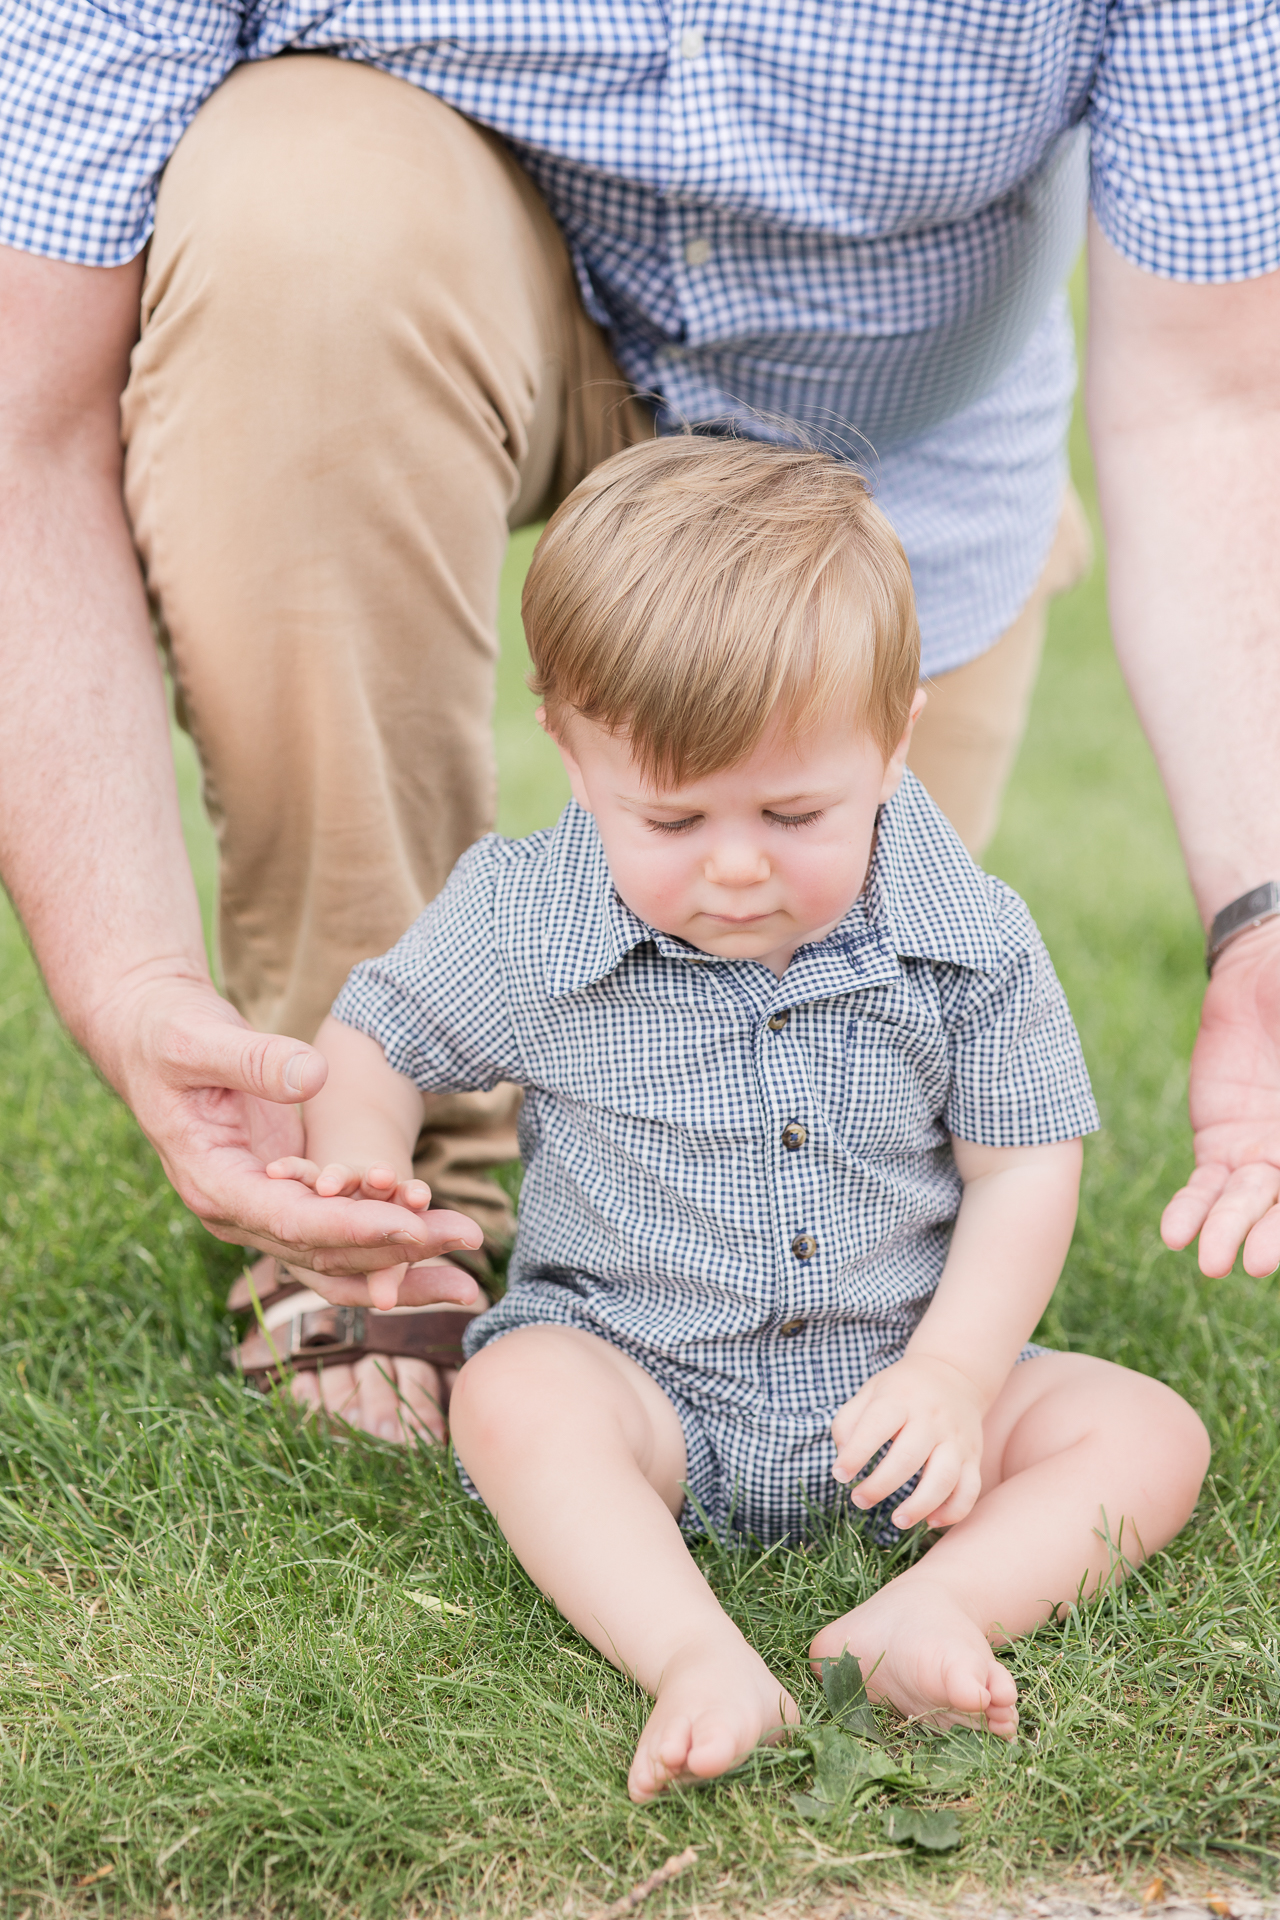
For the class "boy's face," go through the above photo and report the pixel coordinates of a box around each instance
[548,691,925,977]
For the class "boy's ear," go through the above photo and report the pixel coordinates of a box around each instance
[877,687,928,805]
[539,706,594,814]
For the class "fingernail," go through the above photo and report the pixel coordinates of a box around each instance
[446,1236,484,1252]
[378,1421,399,1442]
[284,1053,307,1095]
[832,1466,849,1484]
[388,1231,423,1247]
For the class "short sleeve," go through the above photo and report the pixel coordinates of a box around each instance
[331,837,525,1095]
[0,0,242,265]
[1089,0,1280,282]
[943,889,1099,1149]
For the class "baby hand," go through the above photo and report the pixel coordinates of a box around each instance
[830,1353,987,1531]
[265,1157,433,1309]
[267,1155,432,1212]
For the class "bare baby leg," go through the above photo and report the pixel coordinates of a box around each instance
[811,1352,1210,1736]
[448,1324,800,1801]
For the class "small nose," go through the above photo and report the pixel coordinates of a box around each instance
[704,837,770,886]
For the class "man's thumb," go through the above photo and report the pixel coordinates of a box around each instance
[172,1024,329,1103]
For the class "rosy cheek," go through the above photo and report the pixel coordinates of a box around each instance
[611,846,691,920]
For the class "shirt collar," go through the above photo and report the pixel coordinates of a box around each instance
[859,770,1003,972]
[542,805,653,998]
[542,773,1001,999]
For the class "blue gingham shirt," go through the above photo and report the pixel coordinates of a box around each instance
[4,3,1276,673]
[333,773,1099,1401]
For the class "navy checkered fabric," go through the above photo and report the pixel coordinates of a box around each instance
[3,2,1276,675]
[333,773,1098,1545]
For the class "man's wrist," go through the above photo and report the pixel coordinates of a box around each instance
[1205,883,1280,974]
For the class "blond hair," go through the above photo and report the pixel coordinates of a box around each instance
[523,436,919,785]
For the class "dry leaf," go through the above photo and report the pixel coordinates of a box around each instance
[75,1865,115,1887]
[405,1592,468,1616]
[1143,1877,1167,1907]
[1206,1899,1235,1917]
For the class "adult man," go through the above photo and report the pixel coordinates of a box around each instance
[1,2,1278,1444]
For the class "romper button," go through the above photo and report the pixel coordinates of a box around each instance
[778,1316,806,1337]
[791,1231,817,1261]
[781,1120,807,1151]
[766,1009,790,1031]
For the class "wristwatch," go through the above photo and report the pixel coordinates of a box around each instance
[1205,881,1280,973]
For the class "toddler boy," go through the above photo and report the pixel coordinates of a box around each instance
[268,439,1209,1802]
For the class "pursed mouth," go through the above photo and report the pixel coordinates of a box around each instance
[701,911,779,928]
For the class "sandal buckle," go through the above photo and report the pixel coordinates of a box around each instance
[293,1305,366,1357]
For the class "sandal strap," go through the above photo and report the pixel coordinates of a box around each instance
[236,1293,486,1381]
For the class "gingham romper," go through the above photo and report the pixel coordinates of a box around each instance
[333,773,1098,1547]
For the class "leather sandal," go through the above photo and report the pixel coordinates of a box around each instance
[231,1256,488,1386]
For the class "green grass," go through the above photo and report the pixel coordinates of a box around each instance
[5,297,1280,1914]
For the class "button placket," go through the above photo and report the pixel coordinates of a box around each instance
[755,997,821,1346]
[666,11,715,275]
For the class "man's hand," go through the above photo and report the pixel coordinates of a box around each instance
[264,1154,480,1309]
[1161,922,1280,1278]
[103,971,483,1293]
[830,1353,987,1532]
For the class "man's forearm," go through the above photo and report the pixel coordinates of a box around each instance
[0,256,210,1088]
[0,456,210,1070]
[1086,220,1280,924]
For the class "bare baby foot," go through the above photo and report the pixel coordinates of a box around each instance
[810,1575,1019,1740]
[628,1634,800,1803]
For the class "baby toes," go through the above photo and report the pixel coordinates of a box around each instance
[628,1715,693,1802]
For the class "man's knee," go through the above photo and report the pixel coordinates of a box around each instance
[147,55,548,372]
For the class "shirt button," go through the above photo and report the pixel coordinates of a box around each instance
[778,1316,806,1337]
[680,26,705,59]
[766,1009,790,1031]
[684,236,712,268]
[781,1120,807,1152]
[791,1231,817,1261]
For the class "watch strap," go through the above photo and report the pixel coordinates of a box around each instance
[1206,881,1280,973]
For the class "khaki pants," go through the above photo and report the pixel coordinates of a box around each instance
[121,54,1088,1235]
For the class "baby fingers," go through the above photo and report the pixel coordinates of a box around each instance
[365,1261,410,1310]
[914,1457,984,1530]
[265,1155,322,1186]
[890,1449,976,1531]
[389,1176,433,1212]
[847,1430,933,1511]
[831,1399,907,1487]
[314,1162,368,1197]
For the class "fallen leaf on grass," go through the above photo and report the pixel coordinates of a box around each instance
[404,1592,469,1616]
[882,1807,962,1851]
[912,1730,986,1790]
[820,1650,885,1741]
[1206,1898,1235,1918]
[1143,1878,1167,1906]
[791,1726,916,1819]
[75,1865,115,1887]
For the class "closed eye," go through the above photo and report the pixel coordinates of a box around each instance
[765,808,824,830]
[646,815,703,834]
